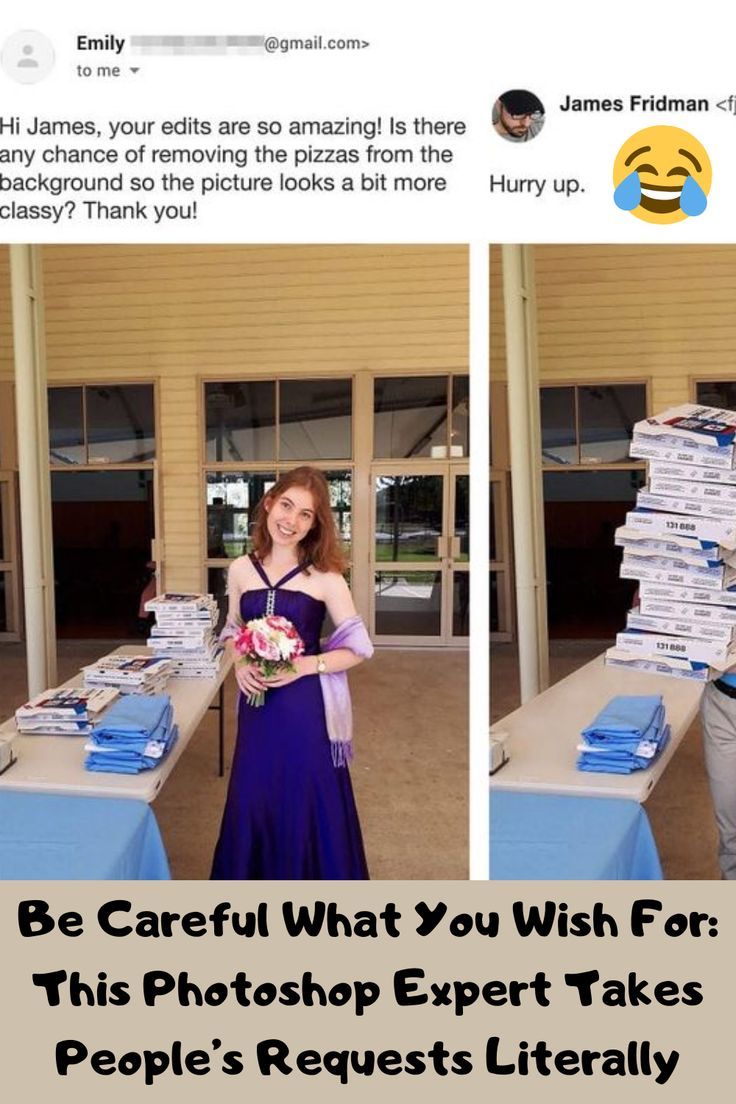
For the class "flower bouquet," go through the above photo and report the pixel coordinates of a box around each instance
[233,614,305,707]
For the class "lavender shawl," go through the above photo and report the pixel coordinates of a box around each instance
[320,615,373,767]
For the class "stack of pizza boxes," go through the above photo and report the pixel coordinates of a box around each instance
[144,592,223,678]
[606,404,736,682]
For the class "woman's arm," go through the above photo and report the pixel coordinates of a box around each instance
[224,557,267,694]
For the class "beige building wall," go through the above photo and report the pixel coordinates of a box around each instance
[490,243,736,640]
[491,243,736,414]
[1,244,468,595]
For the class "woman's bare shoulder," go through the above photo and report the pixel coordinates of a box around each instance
[228,555,257,589]
[308,567,349,591]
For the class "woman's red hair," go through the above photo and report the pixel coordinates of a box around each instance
[251,466,347,573]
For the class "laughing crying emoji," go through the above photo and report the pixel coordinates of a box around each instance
[613,126,711,223]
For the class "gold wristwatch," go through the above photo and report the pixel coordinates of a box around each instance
[316,656,327,674]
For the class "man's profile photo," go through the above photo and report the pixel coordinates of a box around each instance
[493,89,545,143]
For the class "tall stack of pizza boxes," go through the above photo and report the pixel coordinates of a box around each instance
[606,405,736,682]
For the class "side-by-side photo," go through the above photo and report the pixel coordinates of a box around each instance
[490,243,736,880]
[0,243,468,880]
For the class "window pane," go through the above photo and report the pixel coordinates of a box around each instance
[490,571,500,634]
[543,469,644,638]
[375,475,443,561]
[0,572,7,632]
[490,480,497,563]
[541,386,576,465]
[0,482,6,562]
[49,387,84,465]
[206,471,276,558]
[579,384,646,464]
[87,385,155,463]
[279,379,352,460]
[696,381,736,410]
[50,469,154,636]
[374,570,442,636]
[205,381,276,462]
[373,376,448,458]
[207,566,229,633]
[324,469,352,560]
[451,375,470,458]
[453,572,469,636]
[454,474,469,561]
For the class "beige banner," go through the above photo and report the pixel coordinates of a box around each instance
[0,881,730,1101]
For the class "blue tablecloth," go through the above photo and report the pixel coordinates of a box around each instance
[490,792,663,880]
[0,792,170,879]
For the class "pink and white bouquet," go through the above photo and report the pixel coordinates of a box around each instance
[233,614,305,707]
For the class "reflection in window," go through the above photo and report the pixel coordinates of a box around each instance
[451,375,470,458]
[49,385,155,465]
[374,475,443,562]
[579,385,647,464]
[205,379,353,463]
[454,475,469,561]
[324,470,352,558]
[206,472,276,558]
[373,376,449,459]
[87,385,156,464]
[279,380,352,460]
[48,387,85,465]
[453,572,469,636]
[490,481,497,562]
[540,383,646,466]
[490,572,500,634]
[205,382,275,462]
[374,571,442,636]
[696,381,736,411]
[540,386,576,465]
[0,482,6,562]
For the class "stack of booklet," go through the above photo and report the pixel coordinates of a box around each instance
[144,592,223,678]
[84,693,178,774]
[607,404,736,681]
[15,686,119,735]
[82,653,173,695]
[577,694,670,774]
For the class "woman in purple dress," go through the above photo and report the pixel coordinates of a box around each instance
[211,467,370,879]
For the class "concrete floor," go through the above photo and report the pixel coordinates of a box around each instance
[491,641,720,880]
[0,642,468,880]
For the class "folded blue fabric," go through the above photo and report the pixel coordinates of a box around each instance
[85,725,179,774]
[581,695,664,740]
[93,694,172,739]
[577,724,670,775]
[583,703,665,751]
[85,694,177,775]
[577,695,670,775]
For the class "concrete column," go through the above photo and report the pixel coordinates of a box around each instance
[501,244,549,701]
[10,244,57,696]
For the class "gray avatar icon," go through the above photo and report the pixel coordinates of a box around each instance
[17,44,39,68]
[1,30,55,83]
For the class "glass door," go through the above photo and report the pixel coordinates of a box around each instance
[448,471,469,643]
[371,465,468,645]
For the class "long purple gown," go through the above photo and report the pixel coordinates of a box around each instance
[211,559,369,880]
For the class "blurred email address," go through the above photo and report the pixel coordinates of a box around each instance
[129,35,370,56]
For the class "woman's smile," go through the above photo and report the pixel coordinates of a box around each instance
[267,489,316,545]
